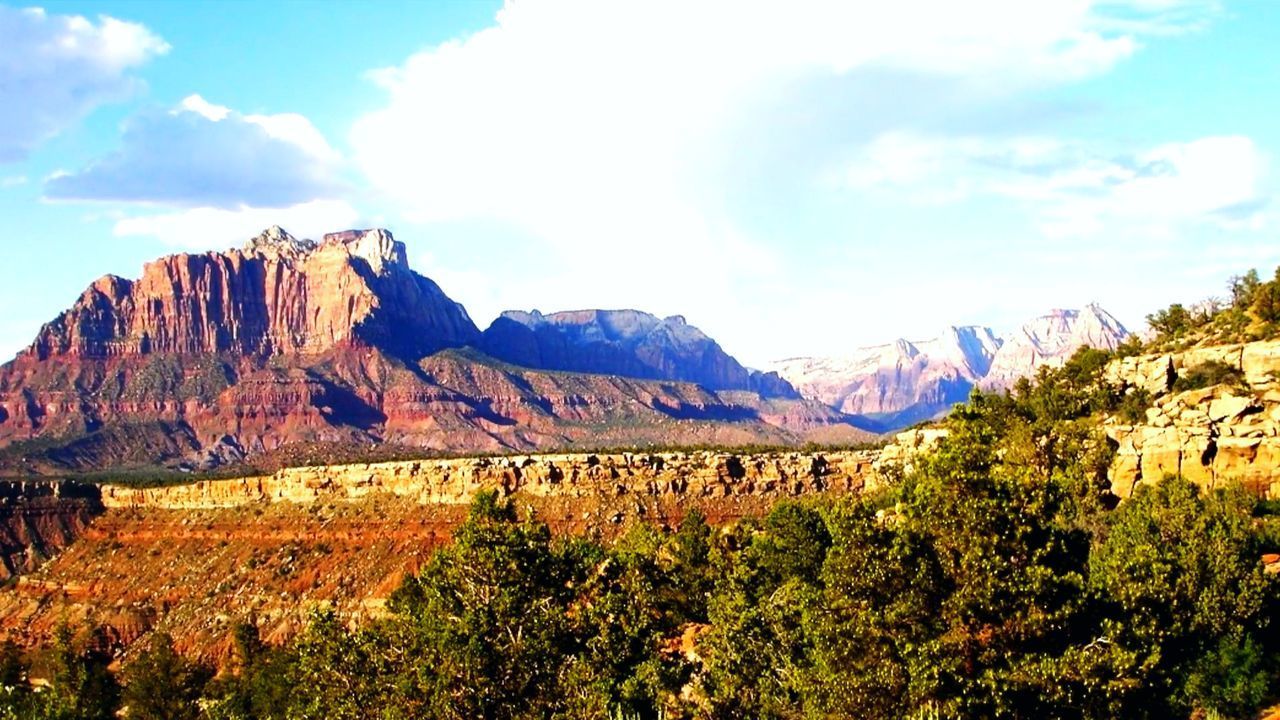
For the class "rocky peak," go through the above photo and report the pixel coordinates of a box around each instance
[322,229,408,275]
[244,225,317,256]
[20,227,478,361]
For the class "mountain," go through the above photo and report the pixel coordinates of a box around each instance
[981,304,1131,389]
[769,326,1004,429]
[0,228,868,473]
[478,309,798,397]
[769,306,1129,431]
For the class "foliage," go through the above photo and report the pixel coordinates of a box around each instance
[1172,360,1248,393]
[121,632,214,720]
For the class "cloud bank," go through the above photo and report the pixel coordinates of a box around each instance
[0,6,168,162]
[47,94,344,208]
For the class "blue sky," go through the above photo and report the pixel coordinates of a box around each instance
[0,0,1277,367]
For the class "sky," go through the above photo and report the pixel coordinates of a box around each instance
[0,0,1277,367]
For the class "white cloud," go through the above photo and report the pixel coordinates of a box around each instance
[0,175,26,188]
[46,94,344,208]
[112,199,361,249]
[843,132,1269,236]
[0,5,168,162]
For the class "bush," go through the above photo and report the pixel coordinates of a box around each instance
[1172,360,1247,393]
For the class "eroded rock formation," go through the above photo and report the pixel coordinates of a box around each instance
[1104,340,1280,497]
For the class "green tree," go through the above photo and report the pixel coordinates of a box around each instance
[121,632,213,720]
[389,490,585,719]
[1090,478,1277,718]
[32,625,120,720]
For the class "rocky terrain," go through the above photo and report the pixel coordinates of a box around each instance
[0,228,871,472]
[0,449,879,659]
[1104,339,1280,498]
[0,480,101,580]
[770,304,1129,431]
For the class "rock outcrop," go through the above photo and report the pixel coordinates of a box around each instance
[479,309,799,398]
[1104,340,1280,498]
[99,450,879,510]
[0,481,102,579]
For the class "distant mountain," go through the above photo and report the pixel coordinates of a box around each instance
[981,304,1130,389]
[479,309,798,398]
[0,228,866,473]
[769,326,1003,429]
[769,306,1129,431]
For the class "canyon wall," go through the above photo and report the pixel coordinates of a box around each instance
[99,450,880,510]
[0,480,102,580]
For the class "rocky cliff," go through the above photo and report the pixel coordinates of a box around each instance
[0,481,102,579]
[1104,340,1280,498]
[479,309,798,397]
[28,226,479,361]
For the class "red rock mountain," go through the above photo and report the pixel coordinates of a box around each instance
[0,228,869,472]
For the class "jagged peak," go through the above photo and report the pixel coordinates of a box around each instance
[240,227,409,275]
[244,225,317,255]
[323,229,408,274]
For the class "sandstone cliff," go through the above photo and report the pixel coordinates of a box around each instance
[1104,340,1280,498]
[28,227,479,360]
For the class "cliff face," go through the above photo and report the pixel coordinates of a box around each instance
[1104,340,1280,498]
[28,227,479,361]
[480,309,799,398]
[0,481,102,580]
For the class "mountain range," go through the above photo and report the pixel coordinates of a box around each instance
[767,305,1130,430]
[0,227,1129,472]
[0,228,862,473]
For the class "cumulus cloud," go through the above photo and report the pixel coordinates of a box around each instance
[351,0,1209,230]
[46,95,344,208]
[842,132,1270,236]
[112,199,361,249]
[348,0,1223,360]
[0,5,168,162]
